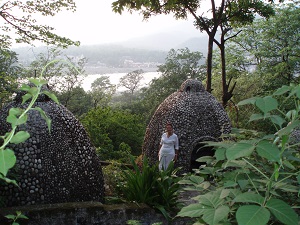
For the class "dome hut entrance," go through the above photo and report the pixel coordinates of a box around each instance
[190,137,216,171]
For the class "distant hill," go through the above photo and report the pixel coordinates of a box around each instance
[13,22,208,74]
[116,21,208,53]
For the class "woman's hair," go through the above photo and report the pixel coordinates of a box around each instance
[165,123,173,128]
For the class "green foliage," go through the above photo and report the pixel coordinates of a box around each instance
[119,70,144,95]
[0,49,23,107]
[119,157,182,220]
[57,86,93,118]
[89,76,116,108]
[141,48,205,121]
[81,107,146,156]
[96,142,132,163]
[0,0,79,48]
[25,47,87,93]
[228,3,300,92]
[5,211,28,225]
[127,220,162,225]
[24,47,92,117]
[177,84,300,225]
[102,162,126,197]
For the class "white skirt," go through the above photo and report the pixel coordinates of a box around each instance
[159,152,175,171]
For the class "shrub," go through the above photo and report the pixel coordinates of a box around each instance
[177,84,300,225]
[119,156,182,220]
[102,161,125,197]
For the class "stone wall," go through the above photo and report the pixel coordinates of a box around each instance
[0,202,190,225]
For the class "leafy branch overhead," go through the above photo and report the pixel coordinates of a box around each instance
[111,0,275,106]
[0,0,79,48]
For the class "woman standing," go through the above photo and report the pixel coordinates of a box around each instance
[158,123,179,171]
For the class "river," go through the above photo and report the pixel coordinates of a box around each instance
[81,72,161,92]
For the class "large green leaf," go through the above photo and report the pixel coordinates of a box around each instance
[194,190,228,207]
[22,93,33,104]
[273,85,291,96]
[277,120,300,137]
[0,149,16,176]
[237,97,258,106]
[288,85,300,99]
[266,198,299,225]
[189,175,205,184]
[202,205,230,225]
[255,96,278,114]
[6,108,23,127]
[215,148,226,160]
[177,203,207,218]
[10,131,30,144]
[33,107,52,132]
[234,192,264,205]
[43,90,59,104]
[222,160,247,168]
[226,143,255,160]
[249,113,265,122]
[236,205,270,225]
[256,140,280,162]
[269,115,285,128]
[196,156,214,164]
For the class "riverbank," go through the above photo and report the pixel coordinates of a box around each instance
[81,72,161,92]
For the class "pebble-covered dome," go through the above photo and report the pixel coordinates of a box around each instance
[0,85,104,206]
[143,79,231,173]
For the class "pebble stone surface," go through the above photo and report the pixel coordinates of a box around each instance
[0,85,104,206]
[142,79,232,173]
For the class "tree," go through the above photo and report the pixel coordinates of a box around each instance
[229,3,300,91]
[0,0,79,48]
[24,47,87,94]
[118,69,144,103]
[0,49,22,107]
[81,107,146,156]
[140,48,205,121]
[89,76,116,108]
[56,87,93,118]
[112,0,275,106]
[119,69,144,95]
[210,3,300,130]
[214,0,274,106]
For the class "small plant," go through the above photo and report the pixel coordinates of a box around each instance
[177,84,300,225]
[102,161,126,197]
[119,156,182,220]
[5,211,28,225]
[127,220,162,225]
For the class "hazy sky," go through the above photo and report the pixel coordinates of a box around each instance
[39,0,199,46]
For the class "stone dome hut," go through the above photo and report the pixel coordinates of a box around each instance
[142,79,231,173]
[0,85,104,206]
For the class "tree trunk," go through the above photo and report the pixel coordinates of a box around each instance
[206,35,214,93]
[219,32,236,107]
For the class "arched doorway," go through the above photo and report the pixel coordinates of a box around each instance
[190,137,216,171]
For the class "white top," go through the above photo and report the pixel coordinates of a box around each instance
[159,133,179,155]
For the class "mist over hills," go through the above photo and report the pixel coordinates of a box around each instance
[13,23,208,74]
[118,31,208,52]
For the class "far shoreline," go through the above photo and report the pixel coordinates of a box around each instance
[84,66,159,75]
[82,71,161,92]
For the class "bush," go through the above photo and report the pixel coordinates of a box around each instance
[119,156,182,220]
[177,84,300,225]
